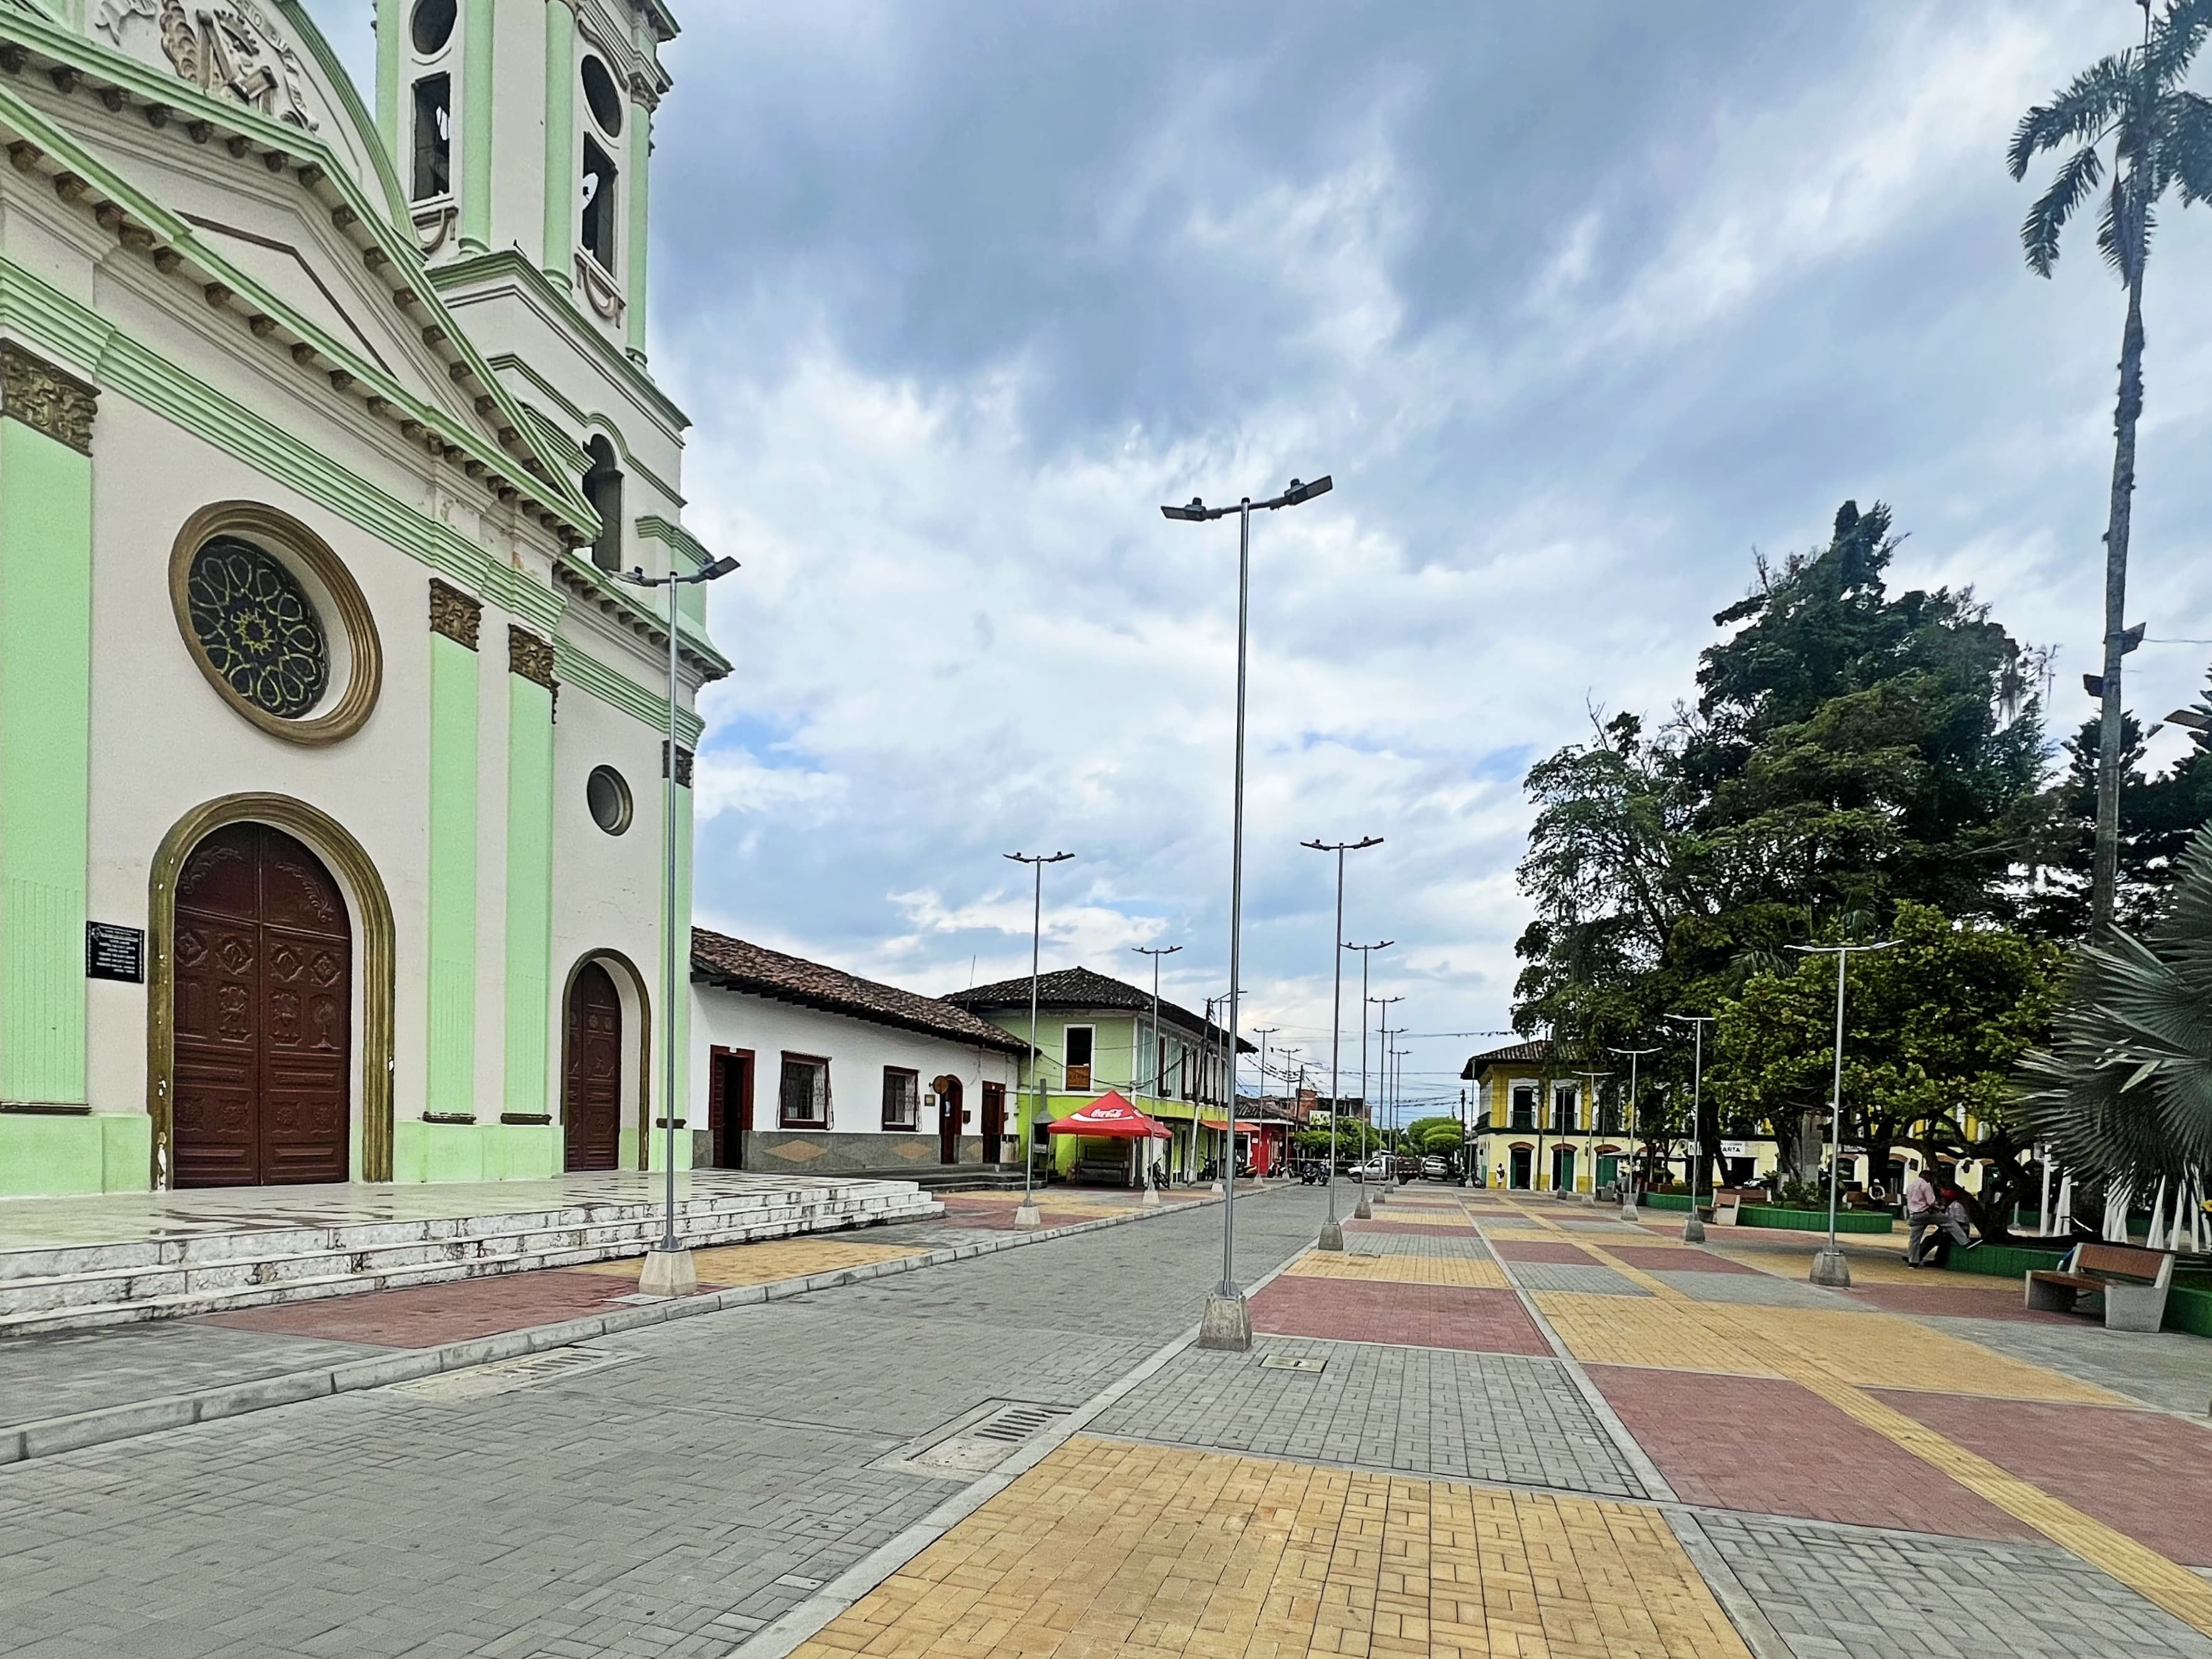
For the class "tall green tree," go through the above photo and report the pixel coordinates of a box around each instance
[2009,0,2212,936]
[1709,904,2064,1240]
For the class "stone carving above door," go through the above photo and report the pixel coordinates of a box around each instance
[95,0,321,132]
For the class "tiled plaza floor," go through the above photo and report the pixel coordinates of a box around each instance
[9,1182,2210,1658]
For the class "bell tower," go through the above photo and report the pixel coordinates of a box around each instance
[375,0,673,361]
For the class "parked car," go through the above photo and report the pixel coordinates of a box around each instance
[1421,1156,1450,1180]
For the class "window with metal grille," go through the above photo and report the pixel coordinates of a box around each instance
[779,1055,828,1127]
[882,1067,920,1130]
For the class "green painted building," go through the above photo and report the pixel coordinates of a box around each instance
[945,966,1253,1182]
[0,1,725,1196]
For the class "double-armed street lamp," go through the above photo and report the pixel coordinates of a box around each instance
[1007,850,1074,1230]
[1788,939,1895,1287]
[1663,1014,1719,1242]
[1161,473,1334,1351]
[1304,836,1384,1251]
[618,552,740,1300]
[1366,995,1404,1211]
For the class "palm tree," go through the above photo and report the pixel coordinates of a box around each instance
[2008,0,2212,938]
[2014,822,2212,1187]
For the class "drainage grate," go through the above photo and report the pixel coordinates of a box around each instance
[873,1399,1075,1478]
[388,1346,639,1402]
[1259,1354,1327,1374]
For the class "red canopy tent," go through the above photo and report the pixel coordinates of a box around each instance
[1045,1090,1173,1140]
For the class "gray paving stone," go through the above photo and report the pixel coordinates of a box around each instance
[1332,1229,1493,1258]
[0,1321,386,1427]
[1505,1261,1651,1295]
[1700,1512,2212,1659]
[1089,1332,1646,1497]
[1914,1315,2212,1416]
[0,1188,1325,1659]
[1651,1270,1864,1309]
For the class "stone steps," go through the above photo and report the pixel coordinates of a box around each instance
[0,1181,934,1337]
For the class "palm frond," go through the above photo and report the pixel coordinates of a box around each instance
[2013,823,2212,1180]
[2009,53,2138,177]
[2149,0,2212,85]
[2021,143,2104,274]
[2164,90,2212,203]
[2094,171,2156,280]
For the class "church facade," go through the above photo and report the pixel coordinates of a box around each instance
[0,0,725,1195]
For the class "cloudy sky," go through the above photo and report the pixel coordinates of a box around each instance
[308,2,2212,1118]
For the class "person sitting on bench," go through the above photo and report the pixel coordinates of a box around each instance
[1909,1184,1974,1268]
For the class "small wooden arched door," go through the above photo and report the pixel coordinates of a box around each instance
[172,823,352,1187]
[936,1075,964,1164]
[564,963,623,1171]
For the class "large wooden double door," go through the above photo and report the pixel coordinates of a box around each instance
[172,823,352,1188]
[564,962,624,1171]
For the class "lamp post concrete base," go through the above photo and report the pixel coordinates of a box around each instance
[1618,1194,1640,1223]
[1682,1214,1707,1243]
[1141,1184,1161,1208]
[1809,1248,1852,1288]
[1371,1183,1388,1204]
[1319,1217,1344,1252]
[1012,1200,1043,1230]
[1197,1292,1253,1352]
[1353,1191,1372,1220]
[638,1247,696,1299]
[1209,1181,1224,1194]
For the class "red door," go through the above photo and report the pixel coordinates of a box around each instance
[981,1083,1005,1166]
[564,963,623,1171]
[172,823,352,1188]
[937,1077,964,1163]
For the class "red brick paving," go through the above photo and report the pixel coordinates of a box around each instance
[1608,1246,1760,1275]
[1846,1285,2077,1324]
[1250,1278,1551,1355]
[1875,1391,2212,1566]
[1490,1240,1598,1264]
[203,1268,643,1348]
[1589,1366,2037,1540]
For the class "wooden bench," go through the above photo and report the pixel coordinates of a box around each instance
[2025,1242,2174,1332]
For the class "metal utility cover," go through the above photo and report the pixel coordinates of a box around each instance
[1259,1355,1328,1374]
[873,1399,1075,1477]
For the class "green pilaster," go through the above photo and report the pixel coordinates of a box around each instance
[542,0,577,285]
[0,364,95,1109]
[375,0,402,164]
[502,672,554,1115]
[425,626,480,1114]
[626,102,651,356]
[460,0,496,252]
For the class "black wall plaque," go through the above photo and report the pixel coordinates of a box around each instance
[86,922,144,983]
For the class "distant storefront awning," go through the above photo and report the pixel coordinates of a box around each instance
[1198,1116,1272,1134]
[1045,1091,1173,1140]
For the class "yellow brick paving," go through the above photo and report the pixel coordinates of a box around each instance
[789,1438,1752,1659]
[1286,1252,1512,1289]
[1478,1198,2212,1637]
[563,1237,925,1286]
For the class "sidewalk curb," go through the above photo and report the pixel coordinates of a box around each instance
[0,1181,1296,1472]
[727,1240,1313,1659]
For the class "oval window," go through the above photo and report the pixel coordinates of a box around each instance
[411,0,456,55]
[581,55,624,137]
[186,536,330,719]
[587,765,633,835]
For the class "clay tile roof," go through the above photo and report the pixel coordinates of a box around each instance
[1460,1038,1553,1078]
[946,965,1255,1052]
[692,928,1029,1055]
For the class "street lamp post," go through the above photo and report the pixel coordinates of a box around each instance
[1574,1070,1612,1199]
[1006,851,1073,1230]
[1788,940,1896,1287]
[1162,473,1333,1351]
[618,551,740,1300]
[1132,942,1182,1186]
[1341,943,1390,1208]
[1663,1014,1719,1243]
[1251,1025,1278,1182]
[1603,1045,1660,1223]
[1304,836,1383,1251]
[1366,996,1403,1210]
